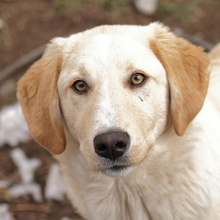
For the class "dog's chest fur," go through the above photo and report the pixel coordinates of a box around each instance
[56,103,220,220]
[17,24,220,220]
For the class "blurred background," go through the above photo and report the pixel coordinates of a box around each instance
[0,0,219,220]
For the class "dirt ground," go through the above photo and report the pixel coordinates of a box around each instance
[0,0,220,219]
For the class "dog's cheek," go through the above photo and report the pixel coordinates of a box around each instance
[70,107,102,169]
[126,96,169,164]
[126,123,156,165]
[80,145,100,170]
[61,110,100,169]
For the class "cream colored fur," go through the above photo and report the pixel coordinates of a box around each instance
[17,23,220,220]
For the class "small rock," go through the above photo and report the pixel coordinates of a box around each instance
[10,148,41,183]
[45,163,66,201]
[10,182,42,202]
[61,217,73,220]
[0,102,30,147]
[0,180,9,188]
[134,0,159,15]
[0,204,13,220]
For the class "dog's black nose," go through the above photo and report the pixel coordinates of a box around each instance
[94,131,130,161]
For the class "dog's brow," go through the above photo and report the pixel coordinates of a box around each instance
[93,34,110,62]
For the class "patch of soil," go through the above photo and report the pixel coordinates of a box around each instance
[0,0,219,219]
[1,0,220,69]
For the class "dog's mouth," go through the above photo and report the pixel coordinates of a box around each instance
[110,165,129,171]
[101,165,134,177]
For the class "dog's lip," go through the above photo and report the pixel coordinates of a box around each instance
[100,164,131,172]
[100,164,134,177]
[98,158,132,174]
[99,161,131,170]
[108,165,130,171]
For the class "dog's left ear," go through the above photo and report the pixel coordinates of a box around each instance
[17,38,66,154]
[150,23,210,136]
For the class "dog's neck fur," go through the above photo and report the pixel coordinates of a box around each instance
[55,97,220,220]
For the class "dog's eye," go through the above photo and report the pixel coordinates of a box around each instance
[130,73,147,86]
[72,80,88,94]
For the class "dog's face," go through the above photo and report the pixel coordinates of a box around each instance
[58,28,169,176]
[17,23,210,177]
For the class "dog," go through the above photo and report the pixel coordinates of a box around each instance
[17,22,220,220]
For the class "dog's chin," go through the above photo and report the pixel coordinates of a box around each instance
[101,165,135,178]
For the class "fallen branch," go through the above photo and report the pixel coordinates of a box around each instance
[10,203,50,212]
[172,27,214,51]
[0,45,46,85]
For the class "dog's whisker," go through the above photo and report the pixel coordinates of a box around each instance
[69,149,80,167]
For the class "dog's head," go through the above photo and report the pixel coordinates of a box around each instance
[17,23,209,177]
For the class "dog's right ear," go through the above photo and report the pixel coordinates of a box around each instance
[149,23,210,136]
[17,38,66,154]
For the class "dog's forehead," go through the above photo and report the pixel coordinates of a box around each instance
[84,31,148,56]
[66,30,156,69]
[91,34,111,62]
[60,25,166,84]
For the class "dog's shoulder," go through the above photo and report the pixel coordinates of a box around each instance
[208,43,220,111]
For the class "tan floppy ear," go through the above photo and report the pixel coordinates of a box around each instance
[17,39,66,154]
[150,23,210,135]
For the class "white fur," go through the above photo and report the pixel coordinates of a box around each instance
[57,100,220,220]
[19,24,220,220]
[54,26,220,219]
[93,34,110,63]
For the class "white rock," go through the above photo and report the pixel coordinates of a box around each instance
[0,102,30,147]
[0,180,9,188]
[134,0,159,15]
[61,217,72,220]
[45,163,66,201]
[10,148,41,183]
[9,149,43,202]
[10,182,42,202]
[0,204,13,220]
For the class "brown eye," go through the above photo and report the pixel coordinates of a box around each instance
[72,80,88,94]
[130,73,147,86]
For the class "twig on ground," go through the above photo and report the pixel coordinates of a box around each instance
[0,45,46,85]
[172,27,214,51]
[9,204,51,213]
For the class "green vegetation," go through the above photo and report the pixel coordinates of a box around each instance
[53,0,82,14]
[159,0,215,23]
[53,0,129,14]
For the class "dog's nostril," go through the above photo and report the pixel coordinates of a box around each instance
[96,144,107,152]
[94,131,130,161]
[116,141,126,149]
